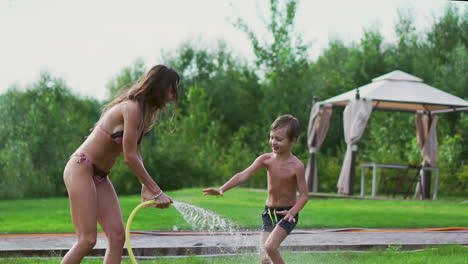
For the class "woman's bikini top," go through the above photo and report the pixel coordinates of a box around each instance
[95,126,143,145]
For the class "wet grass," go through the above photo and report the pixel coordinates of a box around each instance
[1,245,467,264]
[1,188,467,233]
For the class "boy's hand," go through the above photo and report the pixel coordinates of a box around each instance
[276,210,296,223]
[202,188,224,196]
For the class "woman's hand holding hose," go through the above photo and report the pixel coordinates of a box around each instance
[141,185,173,208]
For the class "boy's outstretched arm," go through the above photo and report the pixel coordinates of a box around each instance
[203,154,268,195]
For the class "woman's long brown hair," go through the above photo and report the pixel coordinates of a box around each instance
[102,65,180,132]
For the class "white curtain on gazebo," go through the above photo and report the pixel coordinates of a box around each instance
[416,112,439,167]
[415,112,439,198]
[337,98,373,194]
[306,103,332,192]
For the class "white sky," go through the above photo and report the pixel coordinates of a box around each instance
[0,0,465,100]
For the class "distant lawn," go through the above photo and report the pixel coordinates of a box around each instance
[1,245,467,264]
[1,188,467,233]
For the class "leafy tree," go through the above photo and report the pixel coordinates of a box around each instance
[384,8,419,73]
[427,5,468,64]
[232,0,313,124]
[0,73,101,198]
[355,27,387,85]
[163,41,263,135]
[148,86,223,190]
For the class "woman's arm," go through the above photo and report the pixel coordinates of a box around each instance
[203,154,269,195]
[121,101,161,195]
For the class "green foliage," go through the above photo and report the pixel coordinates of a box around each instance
[316,154,343,192]
[361,112,416,164]
[434,45,468,102]
[438,134,464,194]
[0,2,467,198]
[0,73,101,198]
[427,5,468,64]
[456,165,468,189]
[139,87,224,191]
[218,125,268,188]
[233,0,308,74]
[233,0,313,124]
[163,41,263,133]
[384,8,420,73]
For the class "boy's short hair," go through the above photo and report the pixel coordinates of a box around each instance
[271,114,300,141]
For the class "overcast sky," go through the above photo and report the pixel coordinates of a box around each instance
[0,0,465,100]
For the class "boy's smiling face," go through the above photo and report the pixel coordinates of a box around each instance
[269,127,295,154]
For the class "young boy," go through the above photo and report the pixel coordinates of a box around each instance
[203,114,308,264]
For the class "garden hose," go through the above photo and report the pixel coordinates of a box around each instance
[125,200,156,264]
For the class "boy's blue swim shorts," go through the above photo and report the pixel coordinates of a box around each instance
[261,206,299,234]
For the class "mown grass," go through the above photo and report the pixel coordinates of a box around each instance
[1,188,467,233]
[1,245,467,264]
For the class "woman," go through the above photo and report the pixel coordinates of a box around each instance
[62,65,179,264]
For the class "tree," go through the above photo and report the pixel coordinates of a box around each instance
[0,73,101,198]
[428,5,468,64]
[163,41,263,136]
[232,0,313,124]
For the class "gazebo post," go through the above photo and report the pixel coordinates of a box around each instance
[347,89,361,195]
[422,114,433,199]
[308,152,316,192]
[308,96,318,192]
[349,145,358,195]
[422,160,432,199]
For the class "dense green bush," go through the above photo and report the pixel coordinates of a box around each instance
[0,74,102,198]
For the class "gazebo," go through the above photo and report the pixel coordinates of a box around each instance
[306,70,468,198]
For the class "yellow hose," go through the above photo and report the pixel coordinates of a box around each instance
[125,200,156,264]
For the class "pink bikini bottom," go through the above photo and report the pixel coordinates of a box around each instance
[71,153,109,185]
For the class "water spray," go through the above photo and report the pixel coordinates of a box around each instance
[125,200,249,263]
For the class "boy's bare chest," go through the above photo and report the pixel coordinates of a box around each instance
[266,162,296,180]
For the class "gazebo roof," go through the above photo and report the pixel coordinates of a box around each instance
[323,70,468,113]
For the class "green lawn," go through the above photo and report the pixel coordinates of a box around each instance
[1,246,467,264]
[1,188,467,233]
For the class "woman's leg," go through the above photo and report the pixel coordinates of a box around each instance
[61,161,98,264]
[263,226,288,264]
[96,177,125,264]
